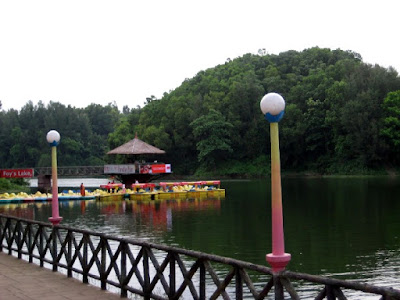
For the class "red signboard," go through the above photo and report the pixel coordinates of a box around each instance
[152,164,166,173]
[0,168,34,178]
[139,164,172,174]
[151,164,171,174]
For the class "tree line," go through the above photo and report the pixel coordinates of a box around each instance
[1,47,400,176]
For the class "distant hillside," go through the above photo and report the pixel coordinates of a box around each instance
[2,47,400,177]
[124,47,400,175]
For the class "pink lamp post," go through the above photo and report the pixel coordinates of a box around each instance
[46,130,63,226]
[260,93,291,272]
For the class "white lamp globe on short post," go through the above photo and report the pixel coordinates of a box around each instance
[46,130,62,226]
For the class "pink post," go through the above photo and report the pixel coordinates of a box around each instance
[47,130,62,226]
[260,93,291,272]
[265,122,291,272]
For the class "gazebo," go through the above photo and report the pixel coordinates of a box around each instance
[105,134,170,185]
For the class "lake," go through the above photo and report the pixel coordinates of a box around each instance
[2,177,400,296]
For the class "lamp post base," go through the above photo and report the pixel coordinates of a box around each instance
[266,253,291,272]
[49,216,63,226]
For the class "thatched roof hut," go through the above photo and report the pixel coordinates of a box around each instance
[107,135,166,155]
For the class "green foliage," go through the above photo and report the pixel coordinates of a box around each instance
[1,47,399,176]
[381,91,400,145]
[0,101,120,169]
[190,109,234,170]
[193,155,270,178]
[0,178,30,193]
[141,125,172,151]
[380,90,400,164]
[0,178,12,191]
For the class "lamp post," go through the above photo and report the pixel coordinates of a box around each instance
[260,93,291,272]
[46,130,62,226]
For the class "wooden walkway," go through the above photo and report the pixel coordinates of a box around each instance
[0,252,121,300]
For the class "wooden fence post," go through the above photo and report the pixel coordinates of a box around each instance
[17,220,22,259]
[274,275,284,300]
[120,241,127,298]
[52,226,58,272]
[39,225,44,267]
[143,246,150,300]
[83,233,88,284]
[101,236,107,290]
[200,260,206,299]
[235,266,243,300]
[28,224,33,263]
[169,252,176,298]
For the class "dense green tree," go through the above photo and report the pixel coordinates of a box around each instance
[380,90,400,164]
[84,103,119,137]
[279,103,307,168]
[141,125,172,152]
[190,109,234,170]
[381,91,400,146]
[0,101,120,168]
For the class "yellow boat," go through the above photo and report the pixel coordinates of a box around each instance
[129,183,158,201]
[96,194,124,201]
[95,180,225,201]
[130,193,157,201]
[157,191,188,200]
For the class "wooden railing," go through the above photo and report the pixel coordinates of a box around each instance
[0,214,399,300]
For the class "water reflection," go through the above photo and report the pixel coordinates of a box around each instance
[0,202,41,220]
[97,198,222,238]
[0,197,222,241]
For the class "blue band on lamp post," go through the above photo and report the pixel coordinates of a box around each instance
[265,111,285,123]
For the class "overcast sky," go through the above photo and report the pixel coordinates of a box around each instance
[0,0,399,112]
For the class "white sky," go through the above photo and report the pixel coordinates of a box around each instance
[0,0,399,112]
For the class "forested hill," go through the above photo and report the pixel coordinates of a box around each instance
[1,47,400,176]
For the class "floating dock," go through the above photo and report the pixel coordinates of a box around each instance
[0,191,96,204]
[0,181,225,203]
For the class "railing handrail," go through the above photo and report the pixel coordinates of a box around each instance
[1,213,399,299]
[35,165,104,176]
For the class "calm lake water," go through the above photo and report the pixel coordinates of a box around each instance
[2,177,400,297]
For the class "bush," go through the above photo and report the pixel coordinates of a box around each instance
[0,178,30,193]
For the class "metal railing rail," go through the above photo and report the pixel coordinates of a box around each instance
[0,214,399,300]
[35,166,104,176]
